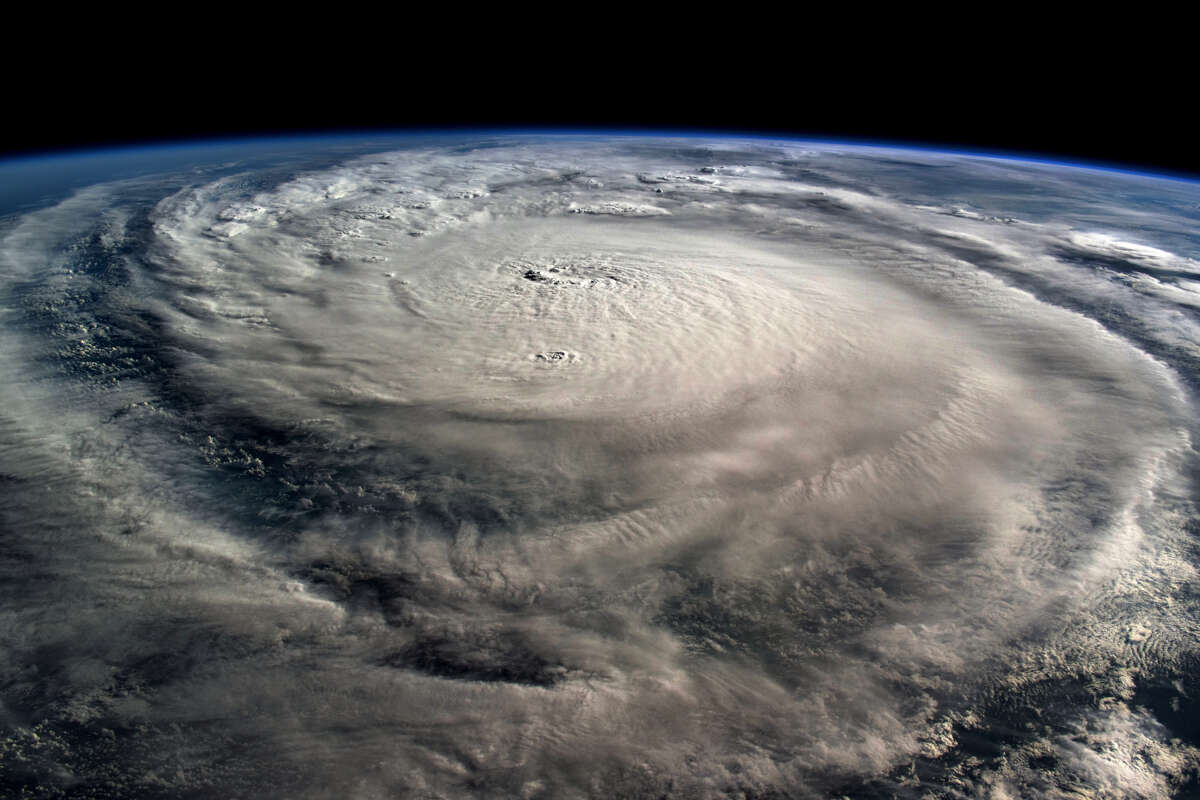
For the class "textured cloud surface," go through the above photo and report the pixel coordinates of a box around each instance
[2,137,1200,798]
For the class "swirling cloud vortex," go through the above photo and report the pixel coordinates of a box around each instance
[2,137,1200,799]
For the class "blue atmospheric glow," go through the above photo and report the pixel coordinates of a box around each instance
[1,127,1196,186]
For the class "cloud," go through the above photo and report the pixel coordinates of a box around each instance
[2,136,1199,797]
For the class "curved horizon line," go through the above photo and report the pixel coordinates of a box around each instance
[3,126,1198,186]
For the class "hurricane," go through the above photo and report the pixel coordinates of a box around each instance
[3,135,1200,799]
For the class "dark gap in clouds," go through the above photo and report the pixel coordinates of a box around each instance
[383,630,570,687]
[1050,243,1200,285]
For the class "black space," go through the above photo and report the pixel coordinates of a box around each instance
[3,37,1191,179]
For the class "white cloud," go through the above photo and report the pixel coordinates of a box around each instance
[2,136,1199,797]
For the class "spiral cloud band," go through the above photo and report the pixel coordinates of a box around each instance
[2,136,1200,798]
